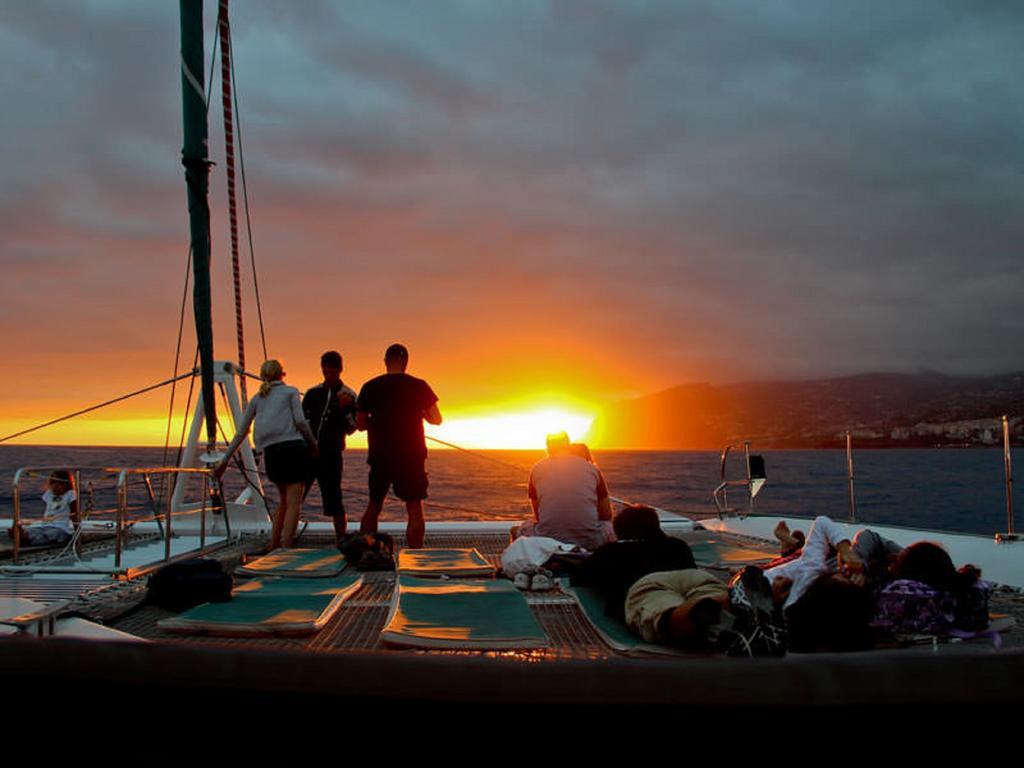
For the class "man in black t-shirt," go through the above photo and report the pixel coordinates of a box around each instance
[356,343,441,549]
[302,350,357,545]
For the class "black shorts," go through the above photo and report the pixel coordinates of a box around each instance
[368,457,428,503]
[263,440,310,485]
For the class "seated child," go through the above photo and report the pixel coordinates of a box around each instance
[9,470,78,547]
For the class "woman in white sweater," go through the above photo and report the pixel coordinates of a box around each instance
[216,360,319,549]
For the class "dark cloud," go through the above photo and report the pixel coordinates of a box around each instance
[2,0,1023,411]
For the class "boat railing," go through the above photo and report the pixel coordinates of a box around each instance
[712,441,766,518]
[9,465,229,573]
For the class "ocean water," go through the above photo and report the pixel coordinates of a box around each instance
[0,445,1019,537]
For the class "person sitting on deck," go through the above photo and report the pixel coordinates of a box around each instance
[513,433,614,551]
[8,470,78,548]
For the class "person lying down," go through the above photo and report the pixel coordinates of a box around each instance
[573,510,990,655]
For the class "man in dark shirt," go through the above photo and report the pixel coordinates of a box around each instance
[302,350,357,545]
[356,343,441,549]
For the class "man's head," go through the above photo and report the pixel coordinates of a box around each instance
[545,431,571,456]
[612,504,665,541]
[384,343,408,373]
[320,350,343,385]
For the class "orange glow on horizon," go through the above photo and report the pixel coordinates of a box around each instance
[1,401,601,451]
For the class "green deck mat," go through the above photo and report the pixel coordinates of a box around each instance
[396,548,496,578]
[566,584,683,656]
[236,548,347,578]
[688,539,775,567]
[157,574,362,637]
[381,576,548,650]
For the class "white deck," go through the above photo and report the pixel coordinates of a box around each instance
[1,535,228,579]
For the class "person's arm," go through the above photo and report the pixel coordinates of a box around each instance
[215,400,257,477]
[355,384,369,431]
[290,390,319,454]
[528,476,540,521]
[340,386,359,435]
[301,389,314,424]
[424,402,442,425]
[422,381,441,425]
[337,386,356,409]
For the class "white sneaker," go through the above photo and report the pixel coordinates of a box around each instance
[512,572,531,590]
[530,571,553,591]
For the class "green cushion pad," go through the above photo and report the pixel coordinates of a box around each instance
[158,573,362,636]
[236,548,347,578]
[396,548,495,577]
[381,576,548,650]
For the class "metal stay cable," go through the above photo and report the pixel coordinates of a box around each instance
[159,248,194,505]
[423,434,662,511]
[174,349,200,470]
[0,373,196,445]
[424,435,532,474]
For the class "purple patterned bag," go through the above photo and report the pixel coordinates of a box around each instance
[871,579,956,635]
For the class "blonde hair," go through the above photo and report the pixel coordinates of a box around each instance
[258,359,284,397]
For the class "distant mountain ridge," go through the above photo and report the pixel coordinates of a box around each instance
[590,371,1024,449]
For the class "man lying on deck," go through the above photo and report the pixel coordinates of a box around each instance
[571,505,766,651]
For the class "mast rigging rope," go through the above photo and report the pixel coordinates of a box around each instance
[217,0,248,404]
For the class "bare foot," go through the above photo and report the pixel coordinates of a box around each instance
[774,521,799,552]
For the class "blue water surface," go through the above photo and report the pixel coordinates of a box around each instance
[0,445,1019,537]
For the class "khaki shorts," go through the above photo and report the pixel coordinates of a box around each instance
[625,569,728,643]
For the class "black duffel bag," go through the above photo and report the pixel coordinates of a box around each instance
[146,558,233,612]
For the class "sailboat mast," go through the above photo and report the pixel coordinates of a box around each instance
[180,0,218,448]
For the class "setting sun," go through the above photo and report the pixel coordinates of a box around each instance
[426,407,595,450]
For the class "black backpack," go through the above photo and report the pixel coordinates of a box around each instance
[338,532,395,571]
[146,558,234,612]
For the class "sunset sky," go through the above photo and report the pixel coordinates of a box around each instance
[1,2,1023,447]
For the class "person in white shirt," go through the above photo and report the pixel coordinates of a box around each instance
[515,432,614,551]
[215,359,319,549]
[8,470,78,547]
